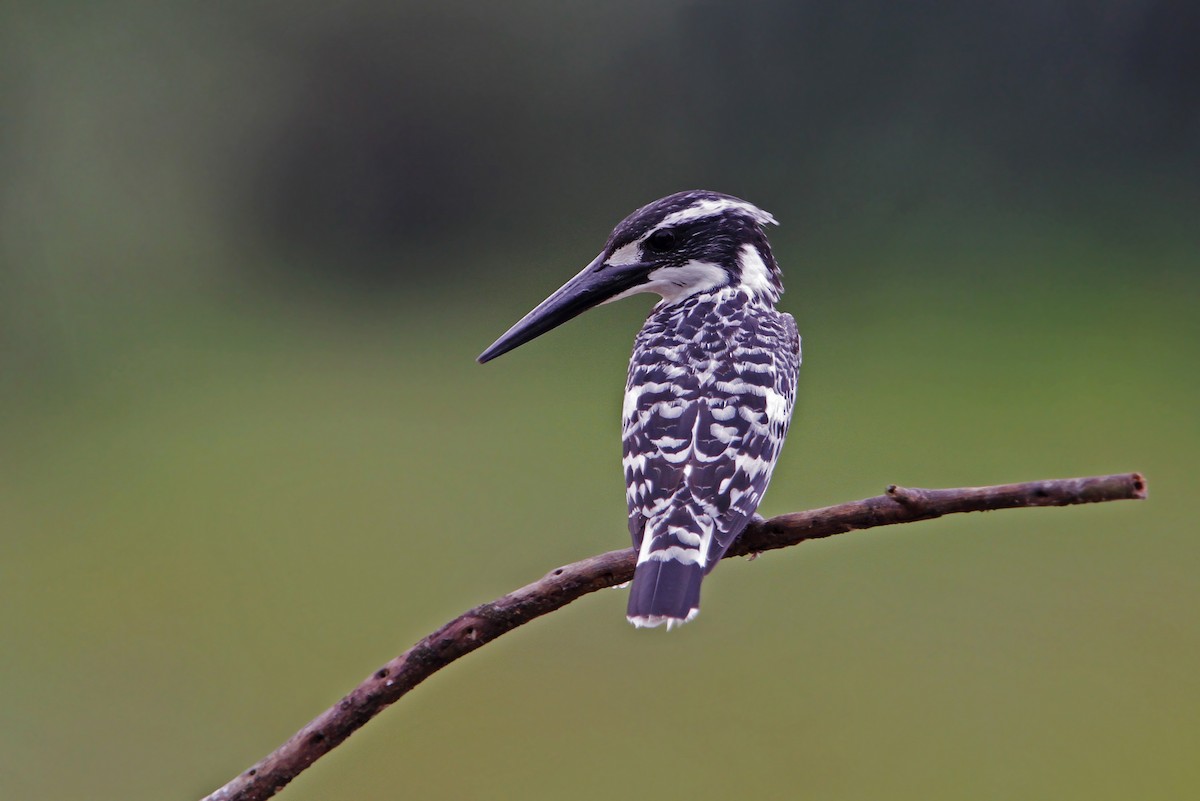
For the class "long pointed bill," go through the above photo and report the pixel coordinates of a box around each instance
[477,253,649,363]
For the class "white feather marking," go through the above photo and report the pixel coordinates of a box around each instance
[657,403,686,419]
[622,385,642,419]
[657,198,777,229]
[636,524,657,564]
[604,260,727,305]
[715,378,766,396]
[606,241,641,266]
[663,364,687,379]
[710,405,737,421]
[650,344,685,361]
[662,449,691,464]
[734,453,768,477]
[671,527,703,547]
[739,406,763,423]
[710,423,740,444]
[765,387,789,425]
[737,243,776,299]
[622,453,648,472]
[644,546,704,565]
[628,607,700,629]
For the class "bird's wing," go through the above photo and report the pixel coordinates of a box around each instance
[622,349,700,551]
[623,308,800,570]
[697,310,800,570]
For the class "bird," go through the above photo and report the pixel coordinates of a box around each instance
[478,190,800,629]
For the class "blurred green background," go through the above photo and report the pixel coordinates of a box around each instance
[2,2,1197,799]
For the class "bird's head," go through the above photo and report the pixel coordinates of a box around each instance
[478,190,781,364]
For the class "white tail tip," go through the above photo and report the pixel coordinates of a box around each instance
[627,607,700,630]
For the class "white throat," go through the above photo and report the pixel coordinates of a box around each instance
[602,260,727,306]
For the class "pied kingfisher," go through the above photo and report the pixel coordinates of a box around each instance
[479,191,800,629]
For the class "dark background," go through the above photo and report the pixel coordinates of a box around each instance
[2,2,1196,799]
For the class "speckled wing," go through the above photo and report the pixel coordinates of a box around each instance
[699,307,800,568]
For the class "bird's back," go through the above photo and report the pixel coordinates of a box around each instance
[622,287,800,628]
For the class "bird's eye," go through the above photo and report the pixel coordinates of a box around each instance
[645,229,677,253]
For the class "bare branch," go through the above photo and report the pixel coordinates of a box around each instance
[201,472,1146,801]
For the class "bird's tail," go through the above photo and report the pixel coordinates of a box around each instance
[626,558,704,629]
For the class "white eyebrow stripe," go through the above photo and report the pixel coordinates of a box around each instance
[656,198,777,230]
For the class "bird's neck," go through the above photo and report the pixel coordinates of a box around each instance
[647,287,775,336]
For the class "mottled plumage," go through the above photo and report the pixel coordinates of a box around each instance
[623,285,799,626]
[479,190,801,629]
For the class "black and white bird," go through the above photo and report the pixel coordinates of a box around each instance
[479,191,800,629]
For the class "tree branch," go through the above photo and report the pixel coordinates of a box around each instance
[201,472,1146,801]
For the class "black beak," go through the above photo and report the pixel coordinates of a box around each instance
[477,254,650,363]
